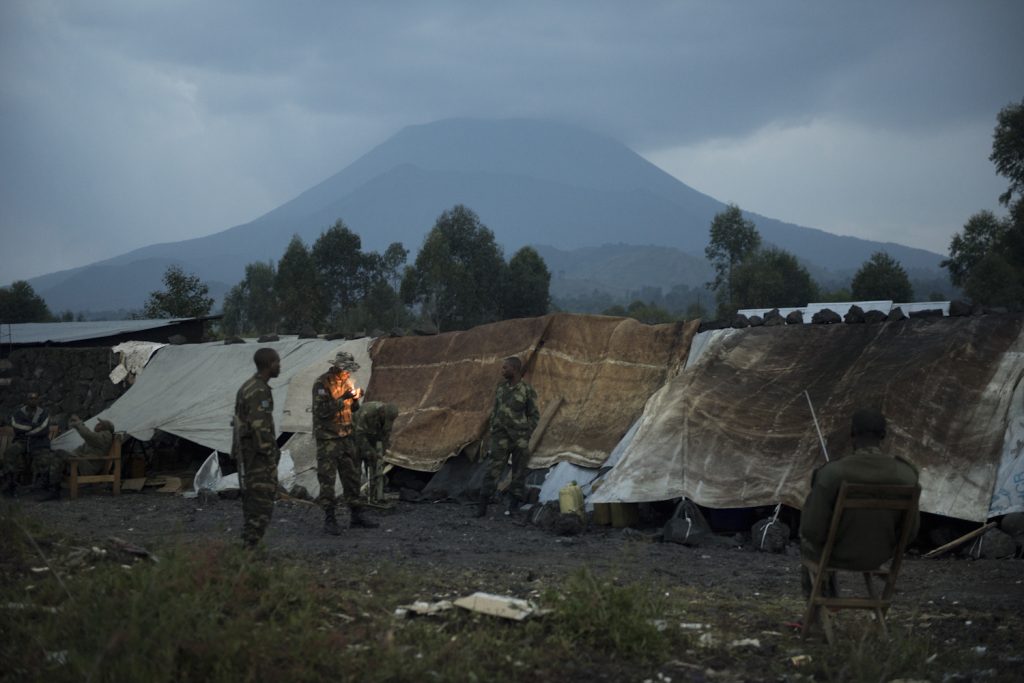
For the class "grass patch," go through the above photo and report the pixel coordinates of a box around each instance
[1,503,1019,682]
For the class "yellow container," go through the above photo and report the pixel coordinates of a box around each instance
[558,481,585,519]
[593,503,611,526]
[610,502,639,528]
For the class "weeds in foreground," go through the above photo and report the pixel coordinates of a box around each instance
[0,504,1016,682]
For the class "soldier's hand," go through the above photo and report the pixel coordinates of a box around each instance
[340,390,355,401]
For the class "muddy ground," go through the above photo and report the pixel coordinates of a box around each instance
[8,488,1024,681]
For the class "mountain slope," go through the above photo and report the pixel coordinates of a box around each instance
[28,118,945,312]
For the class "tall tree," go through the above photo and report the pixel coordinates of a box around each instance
[704,204,761,305]
[729,247,819,311]
[400,204,506,331]
[0,281,53,323]
[991,97,1024,211]
[850,252,914,302]
[380,242,409,292]
[143,265,213,318]
[275,235,320,332]
[941,211,1007,289]
[312,220,369,322]
[221,262,278,335]
[501,246,551,319]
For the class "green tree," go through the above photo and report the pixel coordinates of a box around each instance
[991,98,1024,210]
[501,246,551,319]
[704,204,761,305]
[142,265,214,318]
[275,235,320,332]
[963,251,1024,307]
[222,262,278,335]
[729,247,819,312]
[400,205,506,331]
[380,242,409,292]
[312,220,369,321]
[941,211,1007,288]
[0,280,53,323]
[850,252,914,302]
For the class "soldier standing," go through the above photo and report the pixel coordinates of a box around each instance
[313,351,378,534]
[232,347,281,549]
[477,356,540,518]
[1,391,51,495]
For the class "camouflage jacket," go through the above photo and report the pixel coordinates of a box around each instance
[232,375,278,458]
[313,370,357,439]
[489,379,540,435]
[11,404,50,450]
[354,401,395,449]
[72,422,114,458]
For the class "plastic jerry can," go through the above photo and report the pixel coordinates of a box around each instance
[558,481,585,519]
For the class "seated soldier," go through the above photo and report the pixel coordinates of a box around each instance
[1,391,51,495]
[35,415,116,501]
[798,409,920,596]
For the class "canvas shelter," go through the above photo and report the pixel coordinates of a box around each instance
[591,315,1024,522]
[365,313,699,472]
[51,337,372,454]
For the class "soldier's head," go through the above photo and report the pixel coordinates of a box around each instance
[25,392,40,408]
[96,419,115,433]
[330,351,360,376]
[254,348,281,379]
[501,356,523,382]
[850,409,886,450]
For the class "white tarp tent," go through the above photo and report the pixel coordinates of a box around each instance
[52,337,372,453]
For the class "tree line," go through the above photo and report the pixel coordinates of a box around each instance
[221,204,551,336]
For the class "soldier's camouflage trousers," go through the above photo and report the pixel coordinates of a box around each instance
[240,448,279,547]
[317,435,361,512]
[481,428,531,500]
[2,443,65,483]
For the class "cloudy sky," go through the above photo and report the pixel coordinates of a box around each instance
[2,1,1022,283]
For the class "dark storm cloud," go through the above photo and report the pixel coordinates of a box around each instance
[1,0,1022,281]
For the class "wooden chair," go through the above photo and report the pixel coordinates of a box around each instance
[801,482,920,644]
[66,432,124,499]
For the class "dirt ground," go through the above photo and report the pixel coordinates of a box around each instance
[9,487,1024,681]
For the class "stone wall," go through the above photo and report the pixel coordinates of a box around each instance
[0,347,126,425]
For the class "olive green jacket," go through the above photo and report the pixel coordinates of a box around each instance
[799,446,920,570]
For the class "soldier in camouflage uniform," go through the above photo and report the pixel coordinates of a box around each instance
[313,351,378,534]
[354,401,399,501]
[232,347,281,548]
[477,356,540,518]
[2,391,51,495]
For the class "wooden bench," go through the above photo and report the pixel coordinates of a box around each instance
[66,433,124,499]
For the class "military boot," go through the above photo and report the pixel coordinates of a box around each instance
[349,507,379,529]
[475,493,489,518]
[504,493,522,518]
[323,508,342,536]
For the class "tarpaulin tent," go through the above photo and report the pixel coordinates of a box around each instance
[366,313,699,472]
[591,315,1024,522]
[52,338,372,453]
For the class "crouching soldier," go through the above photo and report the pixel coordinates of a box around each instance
[354,401,399,503]
[37,416,116,501]
[232,348,282,548]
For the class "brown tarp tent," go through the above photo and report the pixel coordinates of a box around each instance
[591,315,1024,522]
[366,313,699,471]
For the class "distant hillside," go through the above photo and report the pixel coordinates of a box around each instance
[26,118,947,313]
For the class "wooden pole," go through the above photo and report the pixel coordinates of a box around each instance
[923,521,997,558]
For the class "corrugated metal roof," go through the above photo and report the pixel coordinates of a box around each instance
[1,319,193,345]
